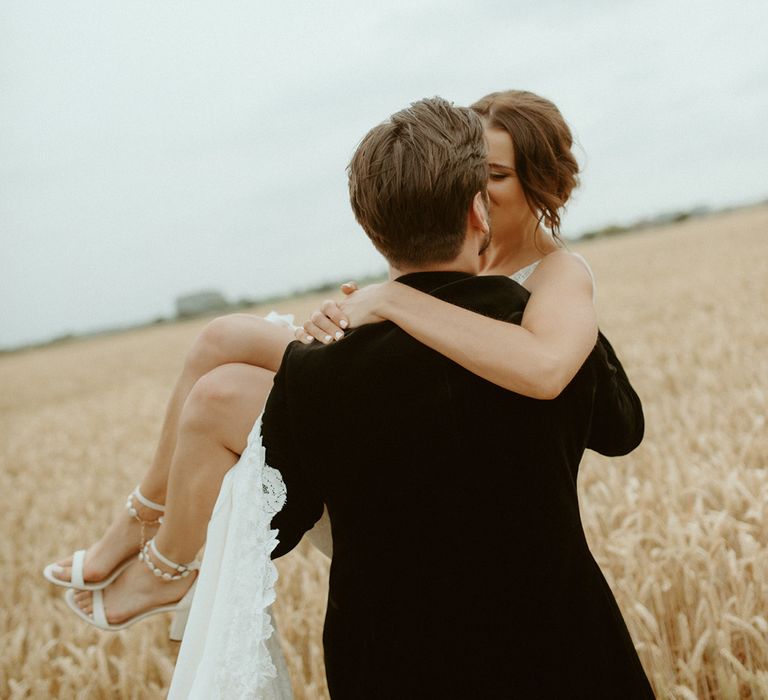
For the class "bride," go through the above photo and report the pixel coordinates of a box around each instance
[44,90,642,695]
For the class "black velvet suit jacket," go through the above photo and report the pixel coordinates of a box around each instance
[264,271,654,699]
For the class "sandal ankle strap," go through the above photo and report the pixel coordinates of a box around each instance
[126,486,164,525]
[139,538,200,581]
[126,486,165,553]
[130,485,165,513]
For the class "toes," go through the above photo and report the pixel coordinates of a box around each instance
[53,566,72,583]
[74,590,91,604]
[56,555,74,567]
[75,593,93,614]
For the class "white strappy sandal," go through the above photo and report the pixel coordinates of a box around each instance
[43,485,165,590]
[63,537,200,641]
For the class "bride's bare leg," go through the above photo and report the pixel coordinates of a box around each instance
[52,315,294,584]
[157,363,275,561]
[140,315,294,502]
[72,363,275,623]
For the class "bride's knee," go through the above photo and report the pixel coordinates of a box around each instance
[179,366,243,433]
[183,314,252,378]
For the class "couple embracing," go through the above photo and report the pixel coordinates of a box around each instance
[171,97,654,697]
[46,92,655,698]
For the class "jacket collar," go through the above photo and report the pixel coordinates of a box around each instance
[394,270,475,295]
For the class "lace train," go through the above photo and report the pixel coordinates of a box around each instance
[168,414,293,699]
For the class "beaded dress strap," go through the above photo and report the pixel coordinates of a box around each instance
[509,260,541,285]
[509,253,596,300]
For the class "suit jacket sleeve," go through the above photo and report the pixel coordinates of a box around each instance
[263,343,324,559]
[587,331,645,457]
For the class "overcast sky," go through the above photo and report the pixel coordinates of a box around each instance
[2,0,767,348]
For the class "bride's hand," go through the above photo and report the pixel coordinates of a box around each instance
[295,298,348,345]
[295,281,390,344]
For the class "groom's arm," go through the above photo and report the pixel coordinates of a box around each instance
[262,344,324,559]
[587,331,645,456]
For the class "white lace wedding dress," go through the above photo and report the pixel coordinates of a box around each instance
[168,414,293,699]
[168,313,296,699]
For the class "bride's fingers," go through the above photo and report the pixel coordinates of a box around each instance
[321,299,349,330]
[303,311,344,343]
[294,327,314,345]
[340,281,358,296]
[301,319,334,344]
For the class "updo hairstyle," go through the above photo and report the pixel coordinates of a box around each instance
[471,90,579,239]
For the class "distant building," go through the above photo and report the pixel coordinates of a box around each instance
[175,290,230,318]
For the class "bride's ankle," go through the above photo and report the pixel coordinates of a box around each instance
[139,538,200,582]
[125,485,165,552]
[126,485,165,524]
[126,501,163,524]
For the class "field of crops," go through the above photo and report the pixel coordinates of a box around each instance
[1,205,766,698]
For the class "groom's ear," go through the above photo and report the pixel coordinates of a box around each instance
[469,191,490,234]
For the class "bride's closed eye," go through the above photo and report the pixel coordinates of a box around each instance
[488,162,516,181]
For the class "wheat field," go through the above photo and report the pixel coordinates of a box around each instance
[1,205,767,699]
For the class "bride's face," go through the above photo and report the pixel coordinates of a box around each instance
[485,127,536,238]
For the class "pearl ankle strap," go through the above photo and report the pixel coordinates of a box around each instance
[126,485,164,552]
[129,485,165,513]
[139,538,200,581]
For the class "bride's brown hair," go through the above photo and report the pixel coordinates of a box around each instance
[471,90,579,240]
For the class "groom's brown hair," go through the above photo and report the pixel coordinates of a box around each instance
[347,97,487,267]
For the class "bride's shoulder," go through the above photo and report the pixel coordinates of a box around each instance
[533,248,592,272]
[528,249,595,294]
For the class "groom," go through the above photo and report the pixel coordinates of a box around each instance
[263,97,653,698]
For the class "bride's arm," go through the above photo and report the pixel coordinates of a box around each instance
[303,251,596,400]
[376,252,596,399]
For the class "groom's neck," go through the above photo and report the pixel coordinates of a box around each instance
[388,244,480,280]
[388,260,475,279]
